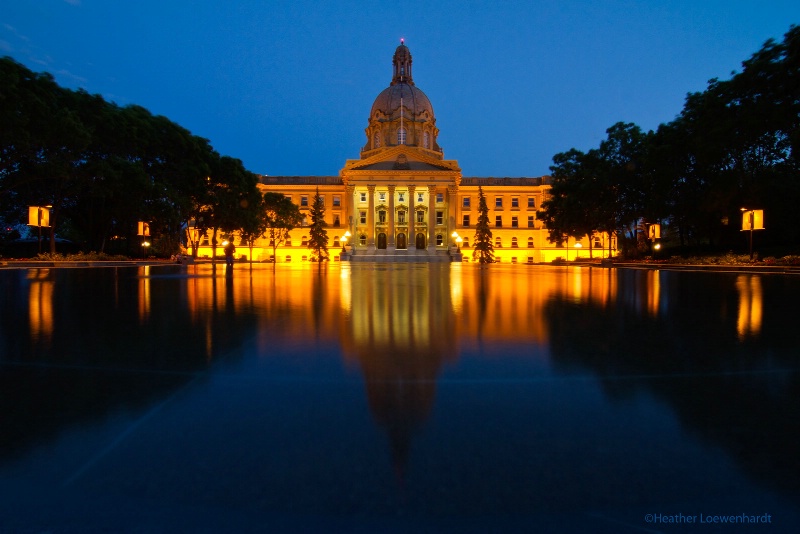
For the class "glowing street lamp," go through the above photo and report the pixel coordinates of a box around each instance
[574,242,582,259]
[451,231,461,249]
[341,234,348,253]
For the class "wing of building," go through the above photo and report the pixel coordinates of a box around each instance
[197,41,616,263]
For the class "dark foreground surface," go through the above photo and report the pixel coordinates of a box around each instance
[1,263,798,533]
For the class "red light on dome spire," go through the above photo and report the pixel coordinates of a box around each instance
[400,38,404,45]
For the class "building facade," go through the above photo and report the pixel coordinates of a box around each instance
[196,41,615,263]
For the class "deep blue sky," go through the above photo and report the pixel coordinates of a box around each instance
[3,1,798,177]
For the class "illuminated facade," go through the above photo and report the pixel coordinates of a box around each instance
[197,41,616,263]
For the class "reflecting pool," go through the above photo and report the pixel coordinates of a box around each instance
[1,263,799,532]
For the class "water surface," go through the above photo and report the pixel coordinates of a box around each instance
[1,263,798,532]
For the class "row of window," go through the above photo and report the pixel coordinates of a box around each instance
[293,195,341,208]
[287,194,537,209]
[461,215,537,228]
[373,130,432,148]
[462,196,537,209]
[359,210,445,225]
[358,191,445,204]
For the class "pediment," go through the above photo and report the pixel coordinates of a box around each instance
[343,146,459,173]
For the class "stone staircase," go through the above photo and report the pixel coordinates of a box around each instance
[345,247,459,263]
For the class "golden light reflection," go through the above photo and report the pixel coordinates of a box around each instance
[138,265,151,322]
[27,269,54,343]
[647,270,661,317]
[736,275,763,339]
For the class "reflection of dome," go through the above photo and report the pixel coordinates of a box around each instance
[362,40,442,157]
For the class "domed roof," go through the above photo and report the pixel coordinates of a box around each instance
[369,40,434,120]
[370,83,433,120]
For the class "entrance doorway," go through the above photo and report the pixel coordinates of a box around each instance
[377,233,387,249]
[415,233,426,249]
[396,233,407,249]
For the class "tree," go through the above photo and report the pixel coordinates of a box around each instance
[263,191,301,262]
[472,186,494,264]
[307,187,329,262]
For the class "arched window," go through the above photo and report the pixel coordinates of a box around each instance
[495,237,502,248]
[463,238,469,248]
[359,234,367,246]
[373,133,380,148]
[398,128,406,145]
[436,234,443,245]
[527,237,534,248]
[511,237,518,248]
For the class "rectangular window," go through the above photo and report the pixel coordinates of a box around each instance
[436,211,443,225]
[398,211,406,223]
[301,236,308,246]
[378,210,386,223]
[495,196,503,208]
[379,192,386,201]
[333,195,341,207]
[300,196,308,207]
[511,197,519,208]
[360,192,367,202]
[398,193,405,202]
[528,197,535,208]
[495,215,502,228]
[463,197,471,208]
[417,211,424,223]
[436,193,443,203]
[511,216,518,228]
[319,196,324,206]
[333,237,340,247]
[462,215,470,227]
[359,211,367,224]
[418,193,424,203]
[528,215,535,228]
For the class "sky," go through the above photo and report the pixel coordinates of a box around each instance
[2,1,799,178]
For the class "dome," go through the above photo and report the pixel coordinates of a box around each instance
[370,83,434,120]
[362,40,441,157]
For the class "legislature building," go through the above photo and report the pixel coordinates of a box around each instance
[200,41,615,263]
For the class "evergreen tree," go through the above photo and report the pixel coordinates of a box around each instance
[308,188,329,262]
[472,186,494,264]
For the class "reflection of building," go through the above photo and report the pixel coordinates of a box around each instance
[339,265,458,474]
[192,41,615,263]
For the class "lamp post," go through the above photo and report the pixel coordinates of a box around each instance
[28,206,51,254]
[341,235,348,254]
[456,236,463,249]
[740,208,764,261]
[451,231,460,249]
[574,242,582,259]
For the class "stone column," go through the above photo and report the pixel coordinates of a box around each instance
[387,184,396,250]
[408,185,416,249]
[345,185,355,238]
[367,184,376,250]
[448,184,458,232]
[428,184,437,252]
